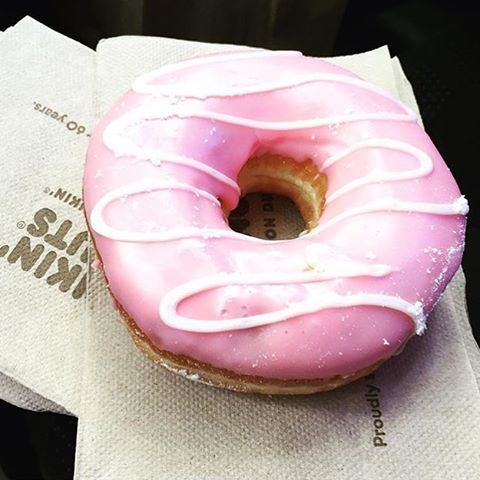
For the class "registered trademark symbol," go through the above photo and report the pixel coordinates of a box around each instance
[16,221,26,229]
[44,187,50,194]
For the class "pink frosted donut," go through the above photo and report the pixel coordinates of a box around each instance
[84,50,468,394]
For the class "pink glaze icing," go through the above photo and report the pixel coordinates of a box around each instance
[83,51,467,380]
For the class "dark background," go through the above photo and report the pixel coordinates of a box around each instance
[1,1,479,478]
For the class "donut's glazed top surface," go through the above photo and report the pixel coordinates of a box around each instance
[84,51,467,380]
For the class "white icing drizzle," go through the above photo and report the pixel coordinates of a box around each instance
[89,180,245,243]
[163,108,415,130]
[159,269,426,334]
[92,49,469,334]
[136,70,415,116]
[103,126,240,194]
[133,50,303,95]
[103,107,414,197]
[314,196,469,235]
[90,179,467,245]
[133,50,416,120]
[108,105,415,138]
[324,139,433,203]
[89,187,255,244]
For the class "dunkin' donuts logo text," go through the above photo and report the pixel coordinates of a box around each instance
[0,188,90,299]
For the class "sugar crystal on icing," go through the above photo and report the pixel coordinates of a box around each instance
[453,195,469,214]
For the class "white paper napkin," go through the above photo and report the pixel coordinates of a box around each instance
[0,21,65,413]
[73,38,480,479]
[0,17,94,415]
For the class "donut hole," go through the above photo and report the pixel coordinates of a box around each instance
[228,192,305,240]
[227,154,327,240]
